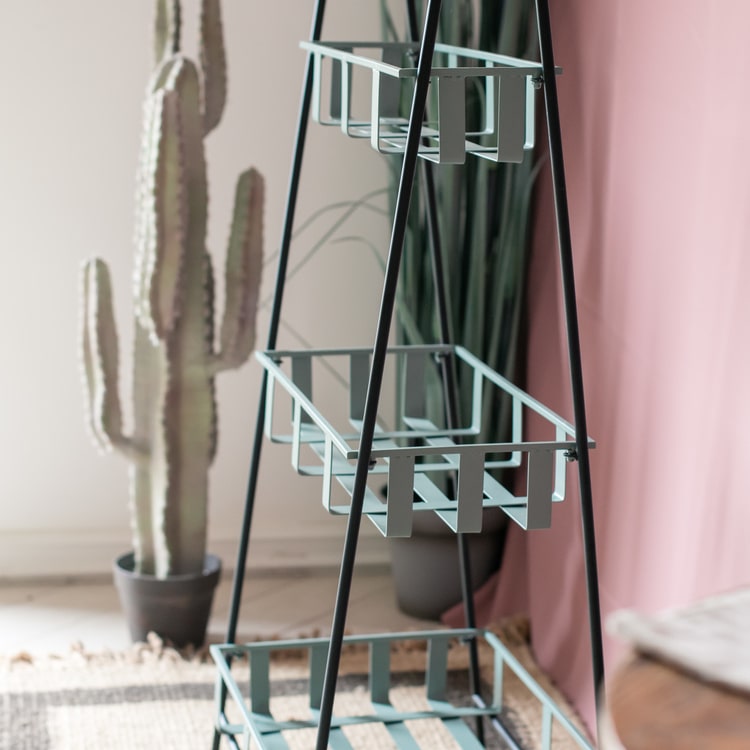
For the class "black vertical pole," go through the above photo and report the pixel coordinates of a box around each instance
[534,0,605,726]
[212,2,327,747]
[403,1,485,743]
[313,2,443,747]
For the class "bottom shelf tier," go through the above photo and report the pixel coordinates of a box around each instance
[211,629,592,750]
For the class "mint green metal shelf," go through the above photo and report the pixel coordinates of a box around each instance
[301,41,547,164]
[257,345,594,536]
[214,5,604,748]
[211,629,592,750]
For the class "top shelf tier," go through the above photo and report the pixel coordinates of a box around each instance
[301,41,549,164]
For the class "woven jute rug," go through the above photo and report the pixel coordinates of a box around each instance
[1,619,590,749]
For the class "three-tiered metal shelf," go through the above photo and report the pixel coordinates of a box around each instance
[211,2,604,749]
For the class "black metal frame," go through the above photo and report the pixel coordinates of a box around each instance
[212,0,604,746]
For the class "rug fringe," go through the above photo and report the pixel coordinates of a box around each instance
[3,616,533,669]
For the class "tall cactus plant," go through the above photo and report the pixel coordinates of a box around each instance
[80,0,263,579]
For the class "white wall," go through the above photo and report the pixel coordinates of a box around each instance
[0,1,401,577]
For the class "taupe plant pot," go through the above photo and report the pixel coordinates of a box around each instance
[389,511,506,621]
[113,552,221,648]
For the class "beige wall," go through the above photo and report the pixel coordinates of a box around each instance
[0,1,401,576]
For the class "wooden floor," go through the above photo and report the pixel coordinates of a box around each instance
[0,568,439,657]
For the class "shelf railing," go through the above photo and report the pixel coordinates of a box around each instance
[301,41,548,164]
[257,345,593,535]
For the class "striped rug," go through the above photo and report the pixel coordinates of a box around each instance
[1,620,589,749]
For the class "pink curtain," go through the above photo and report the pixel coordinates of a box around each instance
[447,0,750,732]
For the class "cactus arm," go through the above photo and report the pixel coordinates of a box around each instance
[80,259,144,461]
[199,0,227,135]
[154,0,181,64]
[80,258,122,452]
[135,79,189,344]
[134,90,164,337]
[210,168,264,374]
[166,58,209,254]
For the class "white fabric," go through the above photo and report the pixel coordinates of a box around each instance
[608,588,750,695]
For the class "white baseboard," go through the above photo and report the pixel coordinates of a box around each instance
[0,530,391,582]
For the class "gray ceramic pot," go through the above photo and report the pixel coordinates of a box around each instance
[113,552,221,647]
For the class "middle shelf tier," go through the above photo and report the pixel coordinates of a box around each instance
[258,345,593,538]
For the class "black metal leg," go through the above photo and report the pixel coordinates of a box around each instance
[403,1,485,743]
[534,0,605,733]
[212,2,328,748]
[313,2,443,748]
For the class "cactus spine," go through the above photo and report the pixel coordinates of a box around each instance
[80,0,263,578]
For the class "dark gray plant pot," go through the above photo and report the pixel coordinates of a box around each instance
[389,511,506,621]
[113,552,221,648]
